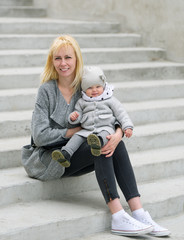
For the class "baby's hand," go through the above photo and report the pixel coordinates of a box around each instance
[124,128,133,138]
[70,111,79,122]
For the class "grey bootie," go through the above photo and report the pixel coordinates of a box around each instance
[87,134,102,156]
[52,150,71,168]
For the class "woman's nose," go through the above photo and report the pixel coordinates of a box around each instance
[60,59,66,65]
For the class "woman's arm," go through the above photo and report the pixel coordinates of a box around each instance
[32,102,68,147]
[65,126,82,138]
[101,127,123,157]
[32,85,81,147]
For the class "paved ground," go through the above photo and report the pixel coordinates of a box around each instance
[75,213,184,240]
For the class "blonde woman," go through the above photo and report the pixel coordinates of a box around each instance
[22,35,170,237]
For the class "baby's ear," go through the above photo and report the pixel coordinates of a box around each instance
[100,74,106,82]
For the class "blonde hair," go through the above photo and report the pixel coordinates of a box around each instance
[41,35,83,93]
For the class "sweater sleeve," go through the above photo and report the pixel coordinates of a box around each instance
[31,84,68,147]
[110,97,134,130]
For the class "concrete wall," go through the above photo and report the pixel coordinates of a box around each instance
[115,0,184,63]
[34,0,184,62]
[33,0,46,7]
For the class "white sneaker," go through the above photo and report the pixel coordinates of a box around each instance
[133,211,171,237]
[111,211,153,236]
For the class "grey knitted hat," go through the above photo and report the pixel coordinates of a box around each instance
[81,66,106,92]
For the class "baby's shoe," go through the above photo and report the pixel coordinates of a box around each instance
[111,209,153,236]
[87,134,101,156]
[52,149,71,168]
[132,209,171,237]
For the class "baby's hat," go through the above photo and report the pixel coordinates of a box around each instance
[81,66,106,92]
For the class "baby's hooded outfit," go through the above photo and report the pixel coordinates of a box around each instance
[61,66,133,157]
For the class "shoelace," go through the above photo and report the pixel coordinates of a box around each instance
[122,213,147,228]
[140,212,158,227]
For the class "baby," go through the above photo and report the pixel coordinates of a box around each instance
[52,66,133,167]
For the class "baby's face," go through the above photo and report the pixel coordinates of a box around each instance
[85,84,104,97]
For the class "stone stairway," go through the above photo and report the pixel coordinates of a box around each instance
[0,0,184,239]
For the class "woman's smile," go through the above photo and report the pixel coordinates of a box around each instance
[60,67,70,72]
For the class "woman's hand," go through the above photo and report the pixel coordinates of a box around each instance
[65,126,82,138]
[101,127,123,157]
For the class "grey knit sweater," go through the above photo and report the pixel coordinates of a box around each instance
[22,80,81,181]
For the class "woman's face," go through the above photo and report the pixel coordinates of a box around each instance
[53,45,77,80]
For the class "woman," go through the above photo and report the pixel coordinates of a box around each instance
[22,35,170,237]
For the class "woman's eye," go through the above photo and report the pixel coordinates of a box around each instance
[65,56,71,59]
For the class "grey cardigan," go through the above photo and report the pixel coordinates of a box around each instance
[68,96,133,138]
[21,80,81,181]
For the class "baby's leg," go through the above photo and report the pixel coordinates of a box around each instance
[62,134,85,156]
[97,130,110,146]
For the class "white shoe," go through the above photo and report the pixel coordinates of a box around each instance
[111,211,153,236]
[133,211,171,237]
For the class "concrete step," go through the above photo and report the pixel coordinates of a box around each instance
[126,98,184,124]
[0,0,32,6]
[0,88,37,112]
[0,175,183,240]
[1,62,184,89]
[0,110,32,138]
[0,136,29,169]
[0,167,98,207]
[130,145,184,183]
[0,6,46,18]
[0,47,165,68]
[3,115,184,152]
[1,98,184,138]
[113,79,184,102]
[0,18,120,34]
[0,78,183,111]
[84,48,165,65]
[100,61,184,81]
[0,144,184,203]
[0,67,42,89]
[0,119,183,175]
[125,120,184,152]
[75,213,184,240]
[0,33,141,49]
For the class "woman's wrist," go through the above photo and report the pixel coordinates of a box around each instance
[115,126,124,138]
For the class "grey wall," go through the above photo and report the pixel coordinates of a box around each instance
[34,0,184,62]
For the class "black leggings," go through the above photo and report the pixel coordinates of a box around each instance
[63,140,140,203]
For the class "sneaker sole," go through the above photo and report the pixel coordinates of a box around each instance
[111,225,153,236]
[52,150,71,168]
[87,134,101,156]
[149,230,171,237]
